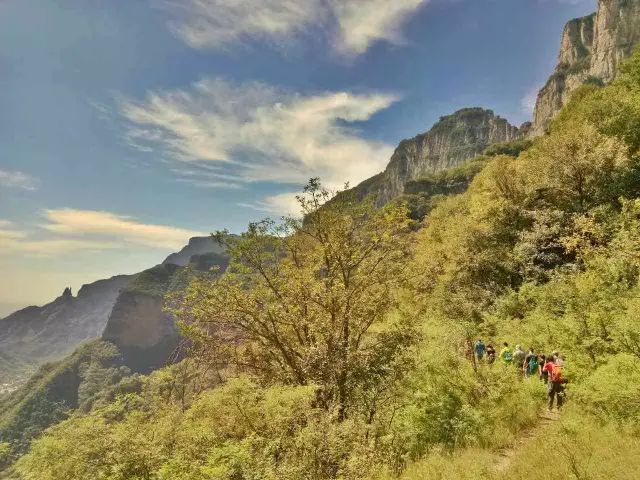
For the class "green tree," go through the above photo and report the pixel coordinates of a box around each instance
[174,179,416,419]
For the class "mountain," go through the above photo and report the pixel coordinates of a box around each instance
[0,275,132,390]
[163,235,222,266]
[0,236,226,393]
[347,108,527,206]
[531,0,640,135]
[0,249,230,466]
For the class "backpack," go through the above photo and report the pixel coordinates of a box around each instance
[550,364,563,383]
[502,350,513,362]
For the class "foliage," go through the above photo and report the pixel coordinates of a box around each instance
[173,179,417,419]
[482,139,533,158]
[0,341,129,469]
[498,409,640,479]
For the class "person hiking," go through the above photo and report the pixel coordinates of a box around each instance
[524,348,538,378]
[486,343,496,364]
[539,355,549,383]
[500,342,513,365]
[474,339,486,362]
[513,345,526,371]
[463,339,474,362]
[552,351,564,367]
[543,356,566,410]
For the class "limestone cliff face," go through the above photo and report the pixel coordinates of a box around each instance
[102,254,229,374]
[101,290,178,374]
[532,0,640,135]
[349,108,524,205]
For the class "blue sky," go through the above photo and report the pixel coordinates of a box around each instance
[0,0,596,313]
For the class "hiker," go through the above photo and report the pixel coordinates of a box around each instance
[538,354,548,383]
[464,339,474,362]
[513,345,526,371]
[474,339,486,362]
[543,355,566,410]
[524,348,538,378]
[500,342,513,365]
[486,343,496,364]
[552,351,564,367]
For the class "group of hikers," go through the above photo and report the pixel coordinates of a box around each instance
[468,340,568,410]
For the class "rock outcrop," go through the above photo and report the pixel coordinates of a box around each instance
[348,108,524,205]
[531,0,640,136]
[163,236,224,266]
[103,252,230,374]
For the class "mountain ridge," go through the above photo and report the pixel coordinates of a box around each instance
[345,107,527,206]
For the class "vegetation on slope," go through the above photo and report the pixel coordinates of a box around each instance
[8,45,640,480]
[0,341,136,471]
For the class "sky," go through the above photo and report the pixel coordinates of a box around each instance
[0,0,597,315]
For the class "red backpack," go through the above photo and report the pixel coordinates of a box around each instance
[550,364,563,383]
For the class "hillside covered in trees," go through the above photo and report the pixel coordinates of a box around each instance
[3,44,640,479]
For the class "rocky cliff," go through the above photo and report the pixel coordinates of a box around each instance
[348,108,525,205]
[102,252,230,374]
[532,0,640,135]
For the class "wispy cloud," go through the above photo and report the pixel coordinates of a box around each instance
[0,210,203,257]
[42,209,204,249]
[0,219,111,255]
[119,78,398,192]
[164,0,429,56]
[330,0,427,55]
[238,191,303,216]
[0,169,39,190]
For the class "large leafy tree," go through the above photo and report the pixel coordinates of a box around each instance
[174,179,416,419]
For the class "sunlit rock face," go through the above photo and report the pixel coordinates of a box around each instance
[347,108,524,206]
[531,0,640,136]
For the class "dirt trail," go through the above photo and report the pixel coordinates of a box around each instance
[492,410,560,474]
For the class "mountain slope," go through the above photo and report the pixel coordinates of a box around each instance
[346,108,526,206]
[532,0,640,135]
[0,275,132,389]
[0,236,226,393]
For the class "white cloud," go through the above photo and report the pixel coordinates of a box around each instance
[42,209,204,249]
[120,78,398,191]
[330,0,427,55]
[0,210,204,257]
[166,0,323,50]
[239,191,303,216]
[164,0,429,55]
[0,219,112,255]
[0,169,39,190]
